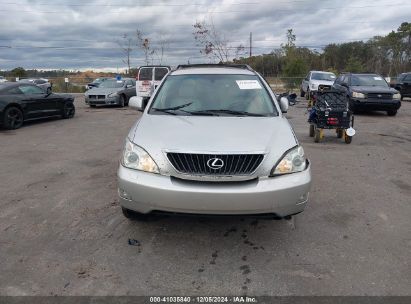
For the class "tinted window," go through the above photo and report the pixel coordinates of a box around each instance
[7,87,23,94]
[404,74,411,82]
[99,80,124,88]
[34,79,46,84]
[311,72,336,81]
[351,75,388,87]
[150,74,278,116]
[19,85,45,94]
[139,68,152,81]
[155,68,169,81]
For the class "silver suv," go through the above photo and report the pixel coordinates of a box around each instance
[119,64,311,220]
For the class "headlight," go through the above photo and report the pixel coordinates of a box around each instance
[310,83,317,90]
[108,92,118,97]
[352,91,366,99]
[271,146,307,176]
[121,139,159,173]
[393,93,401,100]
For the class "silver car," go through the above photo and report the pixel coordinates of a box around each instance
[84,78,136,107]
[118,64,311,220]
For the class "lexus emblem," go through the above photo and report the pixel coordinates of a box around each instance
[207,158,224,170]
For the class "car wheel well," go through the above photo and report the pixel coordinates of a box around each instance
[3,103,24,118]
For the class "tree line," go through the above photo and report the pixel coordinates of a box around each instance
[233,22,411,79]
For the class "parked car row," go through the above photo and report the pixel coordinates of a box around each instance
[301,71,404,116]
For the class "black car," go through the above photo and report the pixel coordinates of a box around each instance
[0,82,75,130]
[392,72,411,100]
[333,73,401,116]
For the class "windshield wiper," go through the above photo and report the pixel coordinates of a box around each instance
[151,102,193,115]
[191,109,267,117]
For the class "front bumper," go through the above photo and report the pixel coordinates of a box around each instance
[85,95,120,105]
[117,163,311,217]
[350,98,401,111]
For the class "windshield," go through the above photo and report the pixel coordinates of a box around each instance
[311,72,336,81]
[149,74,278,117]
[351,75,388,87]
[99,80,124,88]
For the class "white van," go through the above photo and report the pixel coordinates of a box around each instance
[136,66,170,104]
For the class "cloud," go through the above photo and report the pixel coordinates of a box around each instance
[0,0,408,71]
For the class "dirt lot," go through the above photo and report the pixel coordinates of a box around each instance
[0,96,410,296]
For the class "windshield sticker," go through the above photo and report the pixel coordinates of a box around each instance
[374,77,383,80]
[236,80,262,90]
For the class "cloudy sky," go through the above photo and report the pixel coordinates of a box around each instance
[0,0,409,71]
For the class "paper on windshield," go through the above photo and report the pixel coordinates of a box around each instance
[373,77,383,80]
[236,80,262,90]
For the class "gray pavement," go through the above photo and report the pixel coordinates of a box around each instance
[0,96,410,296]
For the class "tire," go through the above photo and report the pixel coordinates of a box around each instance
[62,103,75,119]
[337,129,344,138]
[400,94,403,101]
[306,89,310,100]
[387,110,397,116]
[46,87,51,94]
[344,135,352,144]
[90,104,96,108]
[314,127,321,143]
[119,95,125,107]
[121,207,151,221]
[3,106,24,130]
[309,124,314,137]
[300,89,305,97]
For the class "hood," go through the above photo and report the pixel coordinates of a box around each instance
[129,114,298,173]
[350,86,398,94]
[86,87,123,95]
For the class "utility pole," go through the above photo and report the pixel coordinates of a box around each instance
[249,32,252,57]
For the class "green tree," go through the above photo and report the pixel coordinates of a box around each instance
[11,67,26,78]
[283,58,307,89]
[345,56,364,73]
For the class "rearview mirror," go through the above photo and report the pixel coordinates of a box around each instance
[280,97,289,113]
[129,96,144,111]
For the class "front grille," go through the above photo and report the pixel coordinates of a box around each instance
[89,95,105,99]
[318,84,331,91]
[367,93,392,99]
[167,153,264,176]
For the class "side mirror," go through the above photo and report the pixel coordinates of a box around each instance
[341,82,349,88]
[280,97,289,113]
[129,96,144,111]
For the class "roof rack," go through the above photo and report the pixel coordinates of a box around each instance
[176,64,253,71]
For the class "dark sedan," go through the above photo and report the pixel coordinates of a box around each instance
[0,82,75,130]
[333,73,401,116]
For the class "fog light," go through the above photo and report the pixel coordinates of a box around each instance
[296,192,309,204]
[118,188,132,200]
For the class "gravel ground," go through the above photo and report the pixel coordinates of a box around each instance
[0,96,410,296]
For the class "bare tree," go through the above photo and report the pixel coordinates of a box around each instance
[136,30,157,65]
[117,33,133,74]
[193,17,244,63]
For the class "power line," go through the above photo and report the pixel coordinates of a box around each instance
[1,1,259,7]
[0,3,409,14]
